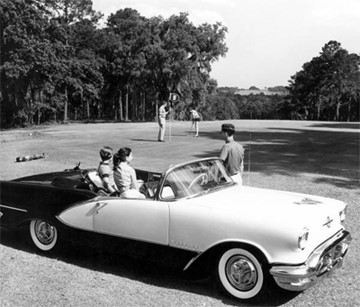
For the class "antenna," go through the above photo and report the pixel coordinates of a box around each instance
[168,101,172,143]
[168,93,179,143]
[248,112,252,185]
[169,106,172,143]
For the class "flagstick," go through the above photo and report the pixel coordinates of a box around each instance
[169,105,172,142]
[248,112,252,185]
[168,92,179,143]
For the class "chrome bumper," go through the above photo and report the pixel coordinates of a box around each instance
[270,230,352,291]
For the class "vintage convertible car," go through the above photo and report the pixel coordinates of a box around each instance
[0,158,352,301]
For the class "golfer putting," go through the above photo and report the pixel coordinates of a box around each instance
[190,108,200,137]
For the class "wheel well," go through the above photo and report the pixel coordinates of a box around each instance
[187,241,270,274]
[16,218,58,233]
[16,219,32,231]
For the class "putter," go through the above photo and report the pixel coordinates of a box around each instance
[168,105,172,142]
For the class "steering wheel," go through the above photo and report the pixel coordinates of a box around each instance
[188,173,208,190]
[139,182,152,198]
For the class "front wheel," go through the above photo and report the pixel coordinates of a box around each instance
[216,247,267,300]
[29,219,58,251]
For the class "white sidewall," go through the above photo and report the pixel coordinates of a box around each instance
[218,248,264,299]
[30,219,58,251]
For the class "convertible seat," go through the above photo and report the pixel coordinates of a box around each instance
[87,171,105,189]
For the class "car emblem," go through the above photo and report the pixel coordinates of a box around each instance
[294,197,322,205]
[323,216,333,228]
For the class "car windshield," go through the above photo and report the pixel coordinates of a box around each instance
[160,159,233,200]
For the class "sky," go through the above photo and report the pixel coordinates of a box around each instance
[92,0,360,89]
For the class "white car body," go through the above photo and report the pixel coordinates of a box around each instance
[56,158,351,299]
[59,184,347,263]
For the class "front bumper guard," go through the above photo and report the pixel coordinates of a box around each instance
[270,230,352,291]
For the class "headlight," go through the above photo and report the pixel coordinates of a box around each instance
[298,227,309,250]
[339,205,347,223]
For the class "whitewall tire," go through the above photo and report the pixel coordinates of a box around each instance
[30,219,58,251]
[217,248,265,300]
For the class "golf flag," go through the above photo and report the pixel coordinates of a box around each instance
[169,93,180,102]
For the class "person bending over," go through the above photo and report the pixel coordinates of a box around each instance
[190,108,200,137]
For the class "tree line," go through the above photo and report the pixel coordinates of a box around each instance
[282,41,360,121]
[205,41,360,121]
[1,0,228,127]
[1,1,359,128]
[216,41,359,122]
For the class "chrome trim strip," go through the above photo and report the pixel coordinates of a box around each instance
[183,253,201,271]
[0,204,28,213]
[183,237,272,271]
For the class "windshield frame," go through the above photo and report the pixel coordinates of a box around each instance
[156,157,234,201]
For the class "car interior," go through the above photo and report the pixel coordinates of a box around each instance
[85,169,162,199]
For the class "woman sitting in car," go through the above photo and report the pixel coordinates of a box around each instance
[113,147,145,199]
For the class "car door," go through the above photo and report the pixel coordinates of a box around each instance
[93,198,169,245]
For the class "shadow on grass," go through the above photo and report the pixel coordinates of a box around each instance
[1,229,298,307]
[309,123,360,129]
[195,127,359,190]
[130,138,160,142]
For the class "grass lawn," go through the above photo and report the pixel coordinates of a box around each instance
[0,120,359,306]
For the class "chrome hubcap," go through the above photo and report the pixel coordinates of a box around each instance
[34,220,55,245]
[226,256,257,291]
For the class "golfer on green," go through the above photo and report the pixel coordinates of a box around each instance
[190,108,200,137]
[158,101,169,142]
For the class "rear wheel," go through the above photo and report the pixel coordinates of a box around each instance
[216,247,267,300]
[29,219,58,251]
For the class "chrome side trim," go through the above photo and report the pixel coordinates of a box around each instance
[182,238,272,271]
[183,253,201,271]
[0,204,28,213]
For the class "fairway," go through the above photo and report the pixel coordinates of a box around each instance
[1,120,359,307]
[1,120,359,183]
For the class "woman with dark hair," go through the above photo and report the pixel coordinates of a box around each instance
[113,147,145,199]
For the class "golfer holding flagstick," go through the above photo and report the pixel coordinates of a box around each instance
[157,93,179,142]
[157,100,169,142]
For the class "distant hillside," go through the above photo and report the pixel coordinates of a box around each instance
[218,86,288,96]
[235,88,288,96]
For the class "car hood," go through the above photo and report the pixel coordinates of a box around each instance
[172,184,347,264]
[195,184,346,228]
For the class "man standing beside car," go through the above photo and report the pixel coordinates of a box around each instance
[219,123,245,185]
